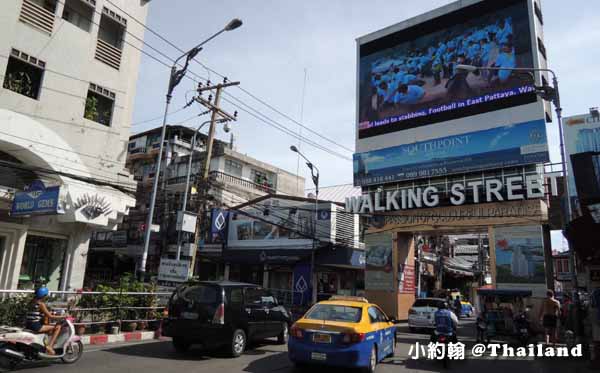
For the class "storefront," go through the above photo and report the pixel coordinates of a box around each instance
[0,177,135,291]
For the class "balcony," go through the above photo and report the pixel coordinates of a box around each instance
[210,171,276,195]
[19,0,56,35]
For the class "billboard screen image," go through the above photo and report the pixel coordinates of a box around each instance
[354,118,548,186]
[358,0,537,139]
[494,225,546,285]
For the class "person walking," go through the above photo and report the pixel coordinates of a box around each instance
[539,290,561,345]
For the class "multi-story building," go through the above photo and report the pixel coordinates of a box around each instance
[0,0,150,290]
[85,124,306,284]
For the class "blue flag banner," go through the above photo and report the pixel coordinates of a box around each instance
[292,263,312,306]
[211,208,229,244]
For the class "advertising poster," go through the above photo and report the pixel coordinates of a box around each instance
[563,113,600,216]
[358,0,536,139]
[365,232,394,291]
[494,225,546,285]
[354,118,548,186]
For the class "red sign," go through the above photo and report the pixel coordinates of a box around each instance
[401,264,415,293]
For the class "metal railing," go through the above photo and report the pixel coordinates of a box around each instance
[0,289,171,331]
[19,0,55,35]
[95,38,122,70]
[210,171,276,194]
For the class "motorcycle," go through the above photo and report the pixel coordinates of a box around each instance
[0,317,83,370]
[430,330,457,369]
[513,309,531,346]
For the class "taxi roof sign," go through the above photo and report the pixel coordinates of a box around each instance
[329,295,369,303]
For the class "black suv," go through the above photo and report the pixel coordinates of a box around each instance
[162,281,292,357]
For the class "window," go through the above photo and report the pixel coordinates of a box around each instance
[225,159,243,177]
[305,304,362,323]
[3,48,45,100]
[244,288,268,305]
[251,168,271,186]
[368,306,388,323]
[537,37,547,60]
[84,83,115,126]
[229,288,243,304]
[61,0,93,32]
[181,285,219,304]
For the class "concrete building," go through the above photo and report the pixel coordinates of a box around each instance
[85,124,305,284]
[0,0,151,290]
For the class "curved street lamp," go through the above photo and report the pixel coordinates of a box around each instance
[140,18,243,279]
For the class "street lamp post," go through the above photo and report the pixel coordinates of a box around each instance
[139,18,243,280]
[290,145,319,305]
[455,64,576,288]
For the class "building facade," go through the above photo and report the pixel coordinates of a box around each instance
[0,0,150,290]
[85,124,306,284]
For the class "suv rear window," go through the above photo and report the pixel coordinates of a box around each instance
[305,304,362,323]
[412,299,445,308]
[180,285,219,304]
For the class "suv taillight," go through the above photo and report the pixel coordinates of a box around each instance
[290,326,304,339]
[409,308,417,315]
[212,303,225,325]
[342,332,366,344]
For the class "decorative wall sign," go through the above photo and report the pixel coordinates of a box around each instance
[74,194,112,220]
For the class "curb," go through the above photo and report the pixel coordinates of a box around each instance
[80,331,158,346]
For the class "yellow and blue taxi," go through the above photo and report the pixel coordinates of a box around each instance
[288,296,397,372]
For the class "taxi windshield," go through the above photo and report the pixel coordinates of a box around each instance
[304,304,362,323]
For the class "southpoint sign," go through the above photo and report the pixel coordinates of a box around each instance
[346,174,559,214]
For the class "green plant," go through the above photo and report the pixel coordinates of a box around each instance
[3,72,33,97]
[0,295,32,326]
[84,95,111,126]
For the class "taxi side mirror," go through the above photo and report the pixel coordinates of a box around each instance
[388,317,398,324]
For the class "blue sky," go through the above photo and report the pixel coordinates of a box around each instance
[132,0,600,190]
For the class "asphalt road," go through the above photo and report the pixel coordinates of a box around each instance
[7,318,594,373]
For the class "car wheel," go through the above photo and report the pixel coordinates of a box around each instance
[172,337,191,353]
[365,346,377,373]
[230,329,246,357]
[277,323,289,345]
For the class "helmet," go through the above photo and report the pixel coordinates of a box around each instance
[439,302,448,310]
[35,287,49,299]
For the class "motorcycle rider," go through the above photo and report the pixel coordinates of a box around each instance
[26,287,66,355]
[432,302,459,343]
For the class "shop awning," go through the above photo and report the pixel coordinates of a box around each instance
[221,248,312,264]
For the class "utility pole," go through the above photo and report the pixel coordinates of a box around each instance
[188,78,239,278]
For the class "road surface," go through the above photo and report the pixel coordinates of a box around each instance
[7,318,593,372]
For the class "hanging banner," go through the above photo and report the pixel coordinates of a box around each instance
[365,232,394,291]
[292,263,312,306]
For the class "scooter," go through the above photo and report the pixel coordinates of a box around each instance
[513,310,531,346]
[0,317,83,370]
[430,330,457,369]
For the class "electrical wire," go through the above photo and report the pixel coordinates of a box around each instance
[100,0,354,158]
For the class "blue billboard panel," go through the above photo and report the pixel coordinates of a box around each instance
[11,181,61,216]
[354,118,549,186]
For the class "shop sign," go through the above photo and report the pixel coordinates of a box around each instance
[157,259,190,283]
[347,175,559,214]
[11,180,62,216]
[371,199,546,230]
[400,264,415,294]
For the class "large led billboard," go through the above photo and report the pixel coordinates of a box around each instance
[355,0,549,186]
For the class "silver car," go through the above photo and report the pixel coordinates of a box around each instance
[407,298,446,332]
